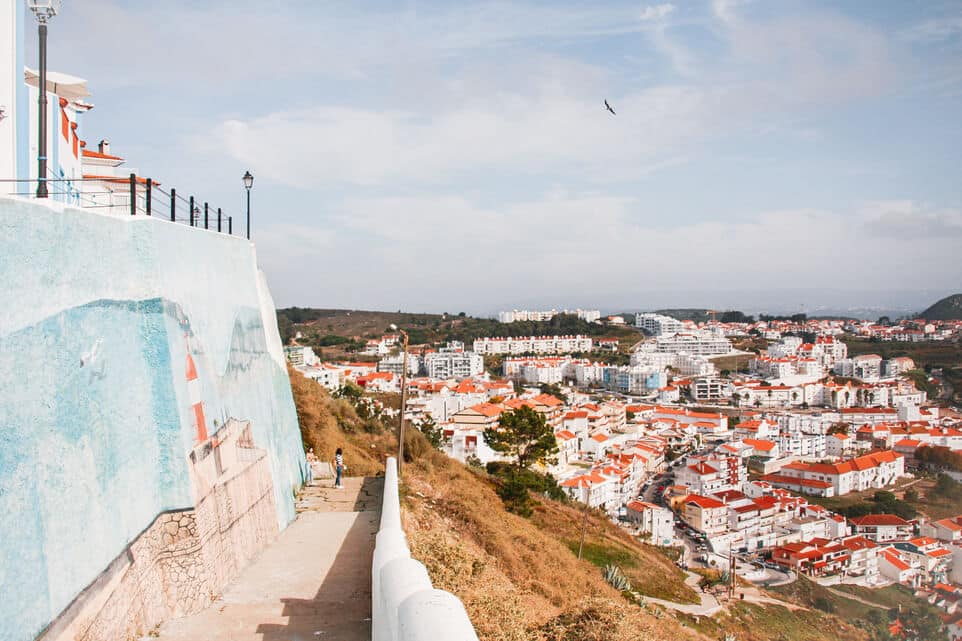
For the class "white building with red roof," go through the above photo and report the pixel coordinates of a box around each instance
[826,432,856,458]
[921,515,962,543]
[681,494,729,535]
[849,514,913,543]
[626,500,675,545]
[762,450,906,496]
[879,548,918,585]
[742,438,779,459]
[733,418,776,440]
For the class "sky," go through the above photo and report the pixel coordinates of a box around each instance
[30,0,962,316]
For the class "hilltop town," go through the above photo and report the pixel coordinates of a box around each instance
[286,304,962,637]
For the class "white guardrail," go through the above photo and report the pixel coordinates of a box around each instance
[373,457,480,641]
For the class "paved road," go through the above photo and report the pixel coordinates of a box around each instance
[646,571,804,616]
[156,476,381,641]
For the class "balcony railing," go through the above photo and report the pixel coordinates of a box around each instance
[1,174,239,235]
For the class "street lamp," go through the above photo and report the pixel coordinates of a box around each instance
[28,0,61,198]
[390,323,410,477]
[242,170,253,240]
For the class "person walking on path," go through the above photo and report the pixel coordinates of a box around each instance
[334,448,345,489]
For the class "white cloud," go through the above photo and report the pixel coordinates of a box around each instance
[860,201,962,239]
[40,0,957,313]
[258,193,962,311]
[206,80,715,187]
[901,15,962,42]
[640,4,675,21]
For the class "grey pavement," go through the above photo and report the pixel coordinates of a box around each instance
[156,476,382,641]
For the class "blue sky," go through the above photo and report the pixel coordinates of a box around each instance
[31,0,962,315]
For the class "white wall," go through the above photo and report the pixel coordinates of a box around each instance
[372,458,479,641]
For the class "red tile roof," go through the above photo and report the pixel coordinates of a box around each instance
[851,514,910,527]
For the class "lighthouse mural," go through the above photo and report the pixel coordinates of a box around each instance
[185,336,209,442]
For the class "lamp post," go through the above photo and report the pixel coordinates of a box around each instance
[29,1,60,198]
[391,324,409,477]
[243,170,253,239]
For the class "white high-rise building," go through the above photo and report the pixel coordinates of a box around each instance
[473,335,593,355]
[423,351,484,379]
[635,313,684,336]
[498,308,601,324]
[650,331,732,355]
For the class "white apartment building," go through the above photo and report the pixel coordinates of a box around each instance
[377,353,421,376]
[520,362,563,384]
[423,351,484,379]
[647,331,732,355]
[498,308,600,323]
[777,431,827,459]
[675,456,746,495]
[626,500,675,546]
[284,345,320,367]
[682,495,730,535]
[630,349,715,376]
[574,362,606,386]
[834,354,883,381]
[674,353,717,376]
[635,313,684,336]
[473,335,593,355]
[691,377,730,402]
[826,433,857,458]
[630,350,677,368]
[296,363,345,390]
[764,450,906,496]
[610,365,664,394]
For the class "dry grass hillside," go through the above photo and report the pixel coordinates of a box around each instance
[288,369,875,641]
[289,366,391,476]
[400,443,703,641]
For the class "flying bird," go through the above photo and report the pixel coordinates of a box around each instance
[604,99,616,115]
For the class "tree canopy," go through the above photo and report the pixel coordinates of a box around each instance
[483,405,559,470]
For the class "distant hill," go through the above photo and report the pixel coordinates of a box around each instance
[919,294,962,320]
[655,308,710,323]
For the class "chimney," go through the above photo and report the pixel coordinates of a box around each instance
[99,139,110,155]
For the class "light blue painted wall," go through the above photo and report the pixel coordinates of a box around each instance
[0,197,307,641]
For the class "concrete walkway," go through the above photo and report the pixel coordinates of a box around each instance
[645,570,803,616]
[156,476,381,641]
[824,586,889,609]
[646,571,723,616]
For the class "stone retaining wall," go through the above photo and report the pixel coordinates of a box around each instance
[39,422,278,641]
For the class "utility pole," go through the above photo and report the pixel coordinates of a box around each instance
[392,325,410,478]
[729,552,736,599]
[578,479,590,560]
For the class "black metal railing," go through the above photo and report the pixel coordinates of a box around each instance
[0,174,236,236]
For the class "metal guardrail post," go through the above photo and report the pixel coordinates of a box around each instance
[189,196,195,227]
[170,188,176,222]
[217,208,222,232]
[129,173,136,215]
[204,202,209,229]
[145,178,152,215]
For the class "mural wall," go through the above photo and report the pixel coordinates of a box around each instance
[0,197,307,641]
